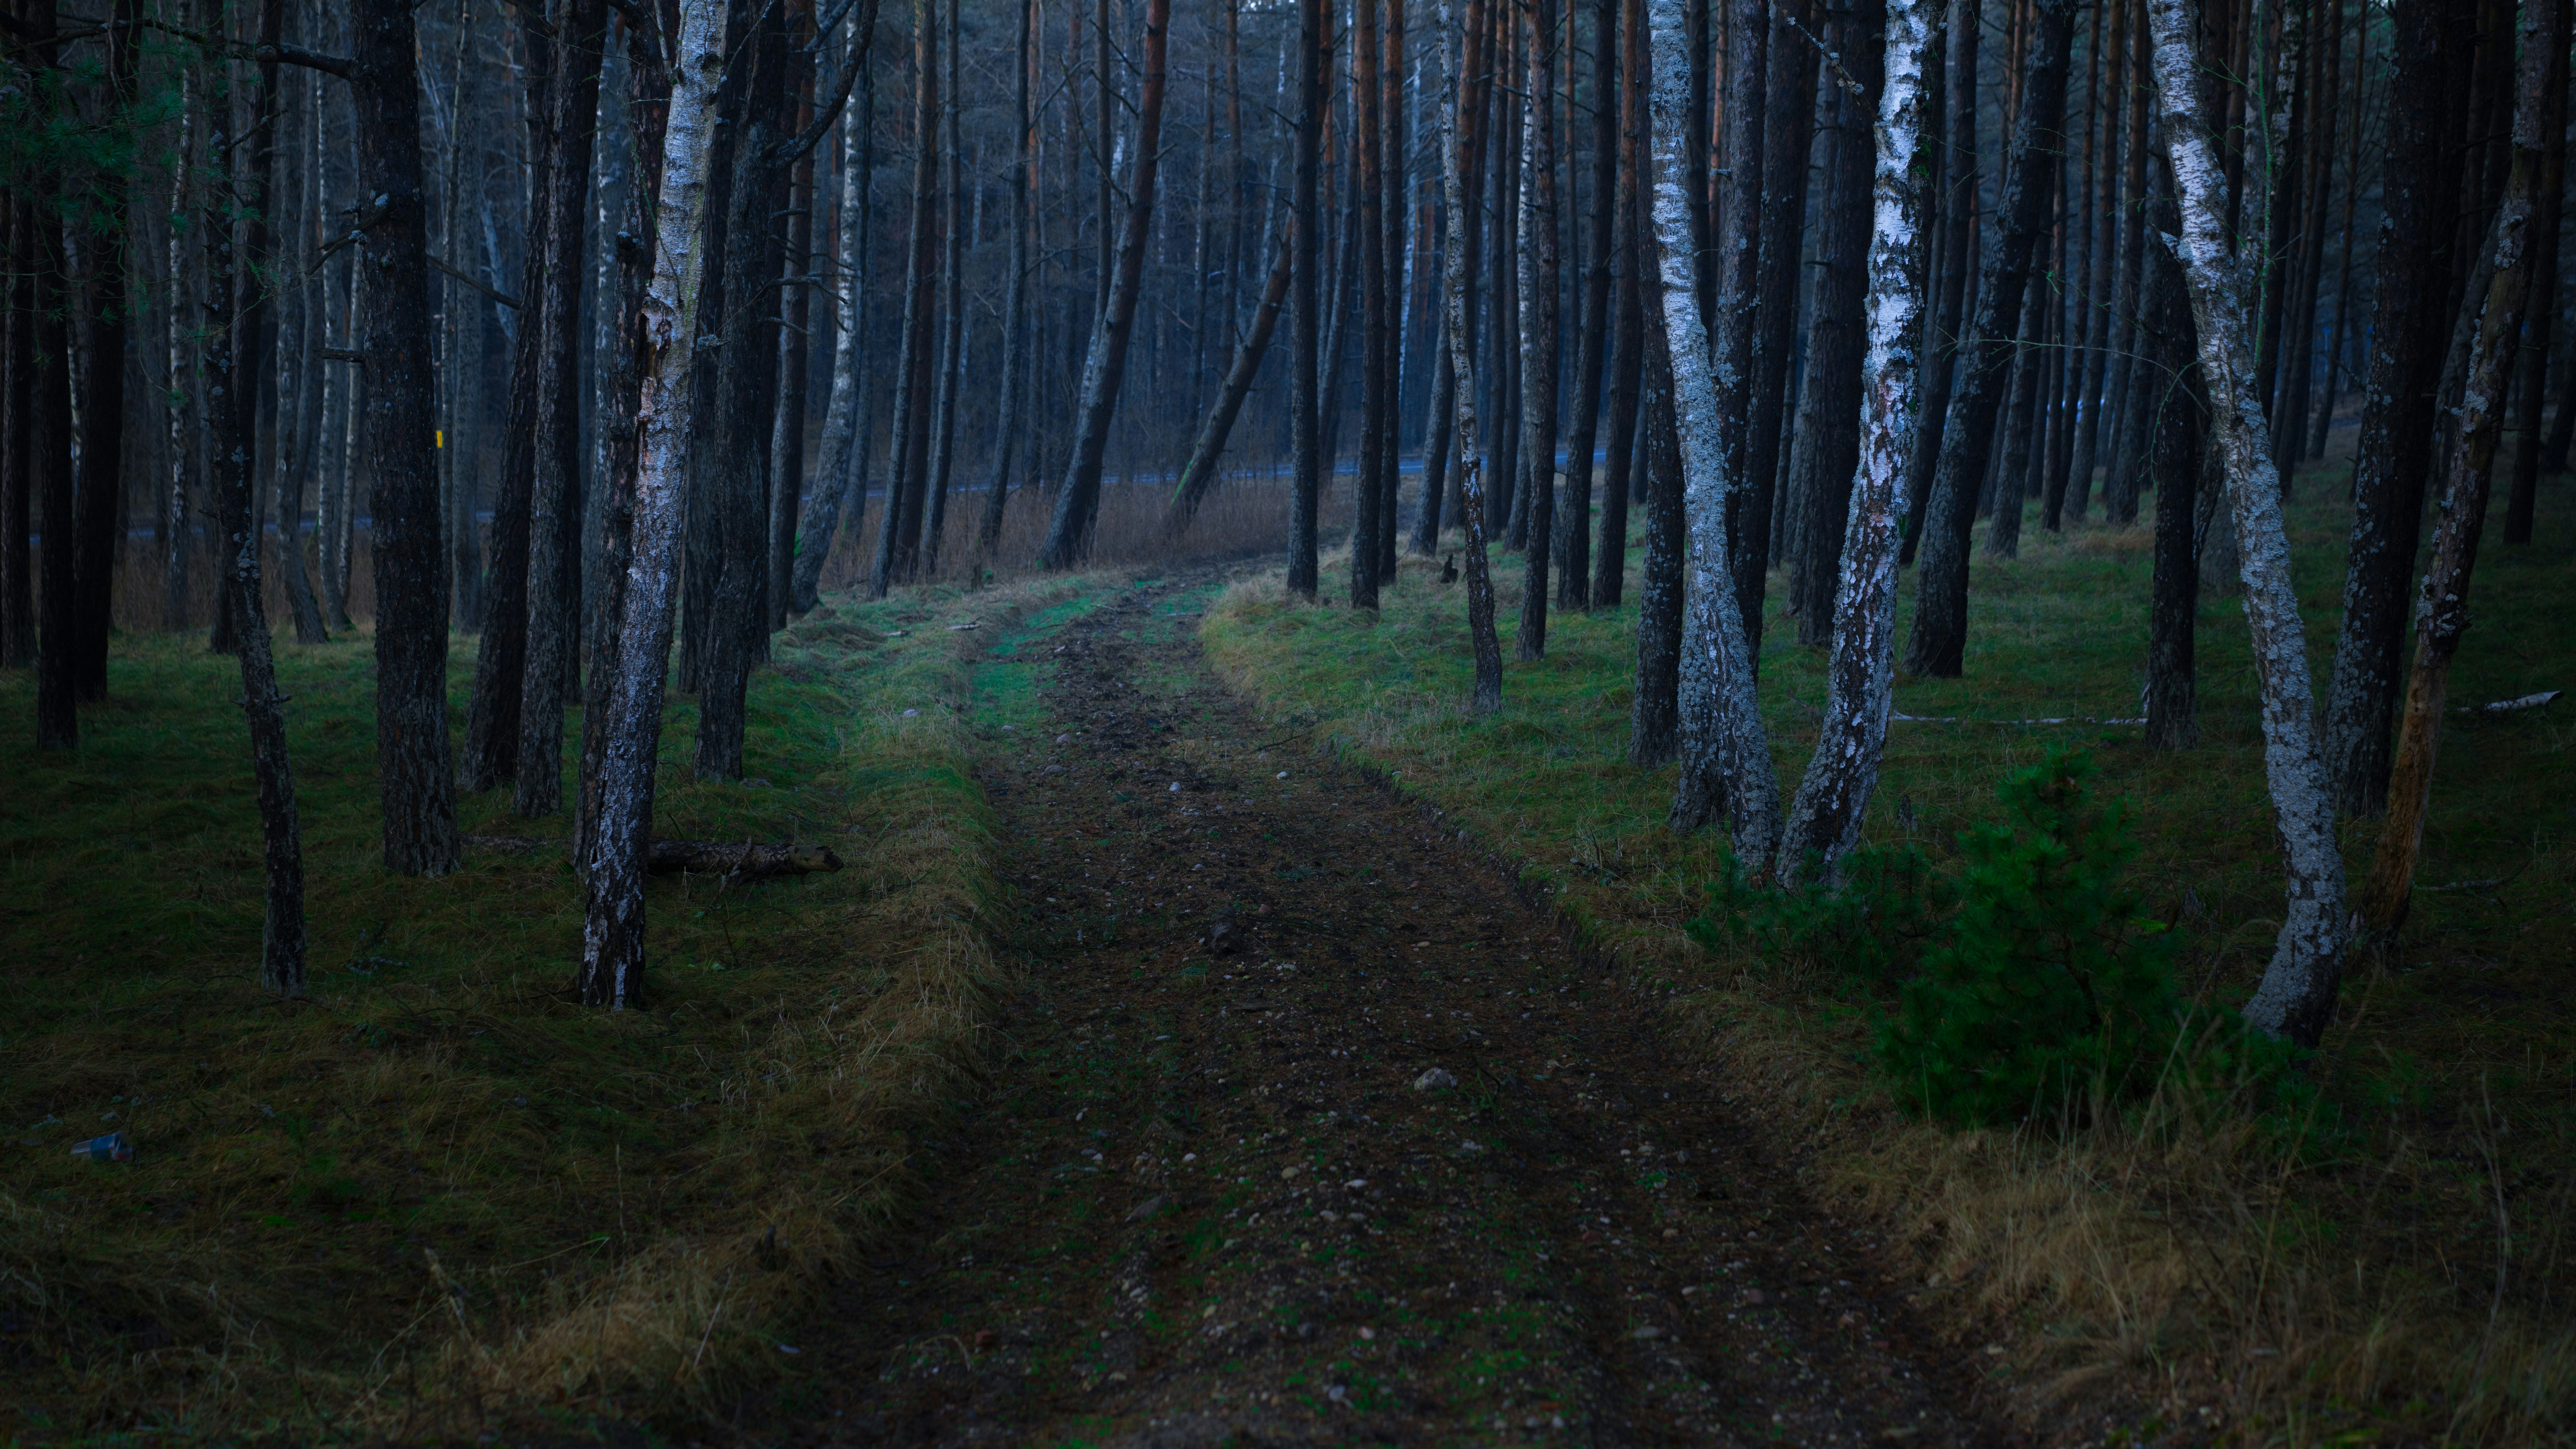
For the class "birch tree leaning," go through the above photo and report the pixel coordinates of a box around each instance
[1645,0,1777,864]
[1439,0,1506,712]
[2144,0,2348,1047]
[578,0,729,1010]
[1775,0,1935,885]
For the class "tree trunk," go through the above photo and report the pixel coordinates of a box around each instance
[1594,0,1647,608]
[1165,213,1297,535]
[516,0,609,816]
[1351,0,1390,608]
[273,57,330,648]
[1651,0,1779,859]
[2143,148,2203,751]
[1286,0,1328,597]
[1628,309,1684,763]
[1737,11,1816,623]
[1377,0,1409,581]
[31,1,78,747]
[351,0,462,875]
[870,0,940,596]
[2321,0,2472,818]
[794,18,878,609]
[461,2,560,794]
[918,0,964,577]
[1984,220,2052,560]
[1038,0,1174,569]
[2050,0,2113,529]
[1787,0,1886,649]
[1774,0,1933,883]
[579,0,729,1009]
[3,191,36,668]
[2147,0,2350,1048]
[1550,0,1617,610]
[1900,0,2074,678]
[1514,0,1562,657]
[1439,0,1507,711]
[1901,0,1976,565]
[2099,0,2153,525]
[70,0,139,701]
[2502,0,2568,547]
[976,0,1033,558]
[767,55,819,623]
[2361,0,2557,934]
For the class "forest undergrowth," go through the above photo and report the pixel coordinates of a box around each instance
[0,574,1112,1440]
[1202,481,2576,1446]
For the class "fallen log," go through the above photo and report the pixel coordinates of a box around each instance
[465,836,844,881]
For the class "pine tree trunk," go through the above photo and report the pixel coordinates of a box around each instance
[1514,0,1561,658]
[1787,0,1886,649]
[1352,0,1391,608]
[31,2,79,746]
[1166,214,1297,535]
[794,17,879,609]
[2147,0,2351,1047]
[1286,0,1328,596]
[516,0,608,816]
[274,58,331,648]
[1901,0,2075,678]
[1651,0,1778,857]
[2142,144,2203,751]
[1985,221,2051,560]
[1593,0,1647,607]
[2502,0,2568,548]
[2321,0,2472,818]
[975,0,1033,558]
[1628,309,1684,762]
[920,0,964,578]
[1551,0,1618,611]
[2099,0,2153,524]
[1039,0,1174,569]
[462,1,558,794]
[1773,0,1933,882]
[1376,0,1409,580]
[3,189,37,667]
[579,0,729,1009]
[1738,13,1816,613]
[871,0,940,596]
[69,0,139,701]
[1439,0,1507,711]
[767,58,819,623]
[2361,0,2557,934]
[1902,0,1976,564]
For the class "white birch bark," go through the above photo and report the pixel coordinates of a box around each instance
[579,2,730,1009]
[794,30,873,614]
[1439,0,1505,711]
[1645,0,1777,864]
[1776,0,1935,885]
[2145,0,2348,1046]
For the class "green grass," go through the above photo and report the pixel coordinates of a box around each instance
[0,574,1102,1441]
[1202,480,2576,1444]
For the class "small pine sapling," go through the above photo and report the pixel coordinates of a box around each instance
[1876,749,2181,1125]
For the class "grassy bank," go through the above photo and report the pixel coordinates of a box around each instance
[0,575,1105,1441]
[1201,486,2575,1444]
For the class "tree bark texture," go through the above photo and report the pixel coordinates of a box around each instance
[2147,0,2350,1048]
[516,0,609,817]
[2502,0,2569,547]
[1901,0,1975,565]
[1628,309,1684,764]
[1286,0,1328,597]
[1040,0,1175,569]
[794,18,879,609]
[581,0,729,1010]
[1351,0,1390,608]
[1651,0,1778,860]
[1900,0,2073,678]
[1593,0,1647,608]
[2321,0,2471,818]
[1440,0,1507,711]
[70,0,140,703]
[2361,0,2557,935]
[1775,0,1932,884]
[353,0,461,876]
[1514,0,1561,657]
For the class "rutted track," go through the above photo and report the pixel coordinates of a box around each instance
[738,572,2006,1446]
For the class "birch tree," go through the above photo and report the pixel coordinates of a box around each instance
[1440,0,1506,711]
[1775,0,1935,885]
[579,0,729,1010]
[1647,0,1776,862]
[2145,0,2348,1047]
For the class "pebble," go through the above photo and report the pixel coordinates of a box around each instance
[1413,1067,1457,1091]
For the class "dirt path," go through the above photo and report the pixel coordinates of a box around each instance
[738,573,2006,1447]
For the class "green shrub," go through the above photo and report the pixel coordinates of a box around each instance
[1686,843,1953,988]
[1876,749,2182,1126]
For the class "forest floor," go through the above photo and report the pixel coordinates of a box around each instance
[728,569,2017,1447]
